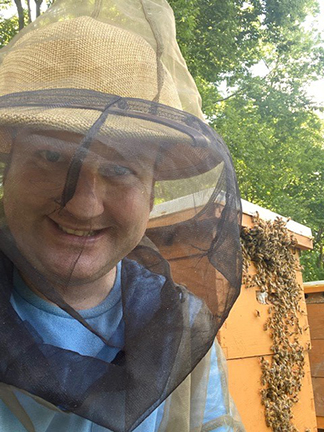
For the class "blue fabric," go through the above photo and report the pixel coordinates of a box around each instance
[10,262,124,362]
[0,262,231,432]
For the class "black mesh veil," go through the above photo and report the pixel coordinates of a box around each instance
[0,1,242,431]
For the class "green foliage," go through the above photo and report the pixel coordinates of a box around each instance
[1,0,324,280]
[0,15,19,49]
[301,247,324,281]
[170,0,324,281]
[211,83,324,281]
[169,0,264,84]
[0,0,48,36]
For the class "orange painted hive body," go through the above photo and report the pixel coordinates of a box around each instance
[148,189,317,432]
[304,281,324,431]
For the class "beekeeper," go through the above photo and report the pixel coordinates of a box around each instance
[0,0,244,431]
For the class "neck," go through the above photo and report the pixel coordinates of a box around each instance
[20,267,117,310]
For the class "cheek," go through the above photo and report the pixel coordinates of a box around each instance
[3,173,23,217]
[109,187,151,229]
[3,171,52,229]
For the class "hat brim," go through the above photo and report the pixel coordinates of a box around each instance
[0,89,222,180]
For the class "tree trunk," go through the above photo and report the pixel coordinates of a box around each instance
[34,0,43,17]
[13,0,25,30]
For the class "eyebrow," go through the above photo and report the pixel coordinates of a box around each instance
[18,131,155,166]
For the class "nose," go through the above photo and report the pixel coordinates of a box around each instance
[62,166,105,220]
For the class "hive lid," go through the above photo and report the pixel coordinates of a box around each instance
[150,187,312,242]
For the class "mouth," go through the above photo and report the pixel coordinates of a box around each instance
[47,218,105,239]
[46,217,108,242]
[57,224,98,237]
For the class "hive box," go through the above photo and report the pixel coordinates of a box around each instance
[304,281,324,430]
[148,189,317,432]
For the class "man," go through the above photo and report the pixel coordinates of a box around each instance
[0,0,244,431]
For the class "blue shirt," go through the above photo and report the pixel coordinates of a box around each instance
[0,262,231,432]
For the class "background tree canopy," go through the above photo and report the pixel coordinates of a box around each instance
[1,0,324,280]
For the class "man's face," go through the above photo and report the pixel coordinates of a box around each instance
[3,129,155,286]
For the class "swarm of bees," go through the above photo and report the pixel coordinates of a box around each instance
[241,215,307,432]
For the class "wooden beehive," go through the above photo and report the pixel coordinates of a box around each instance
[304,281,324,431]
[148,190,317,431]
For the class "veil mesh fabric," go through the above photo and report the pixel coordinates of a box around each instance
[0,1,242,431]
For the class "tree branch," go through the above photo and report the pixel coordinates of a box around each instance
[26,0,32,24]
[13,0,25,30]
[215,88,243,103]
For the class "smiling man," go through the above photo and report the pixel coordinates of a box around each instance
[3,130,156,308]
[0,1,244,431]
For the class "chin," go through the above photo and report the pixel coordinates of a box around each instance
[47,262,113,286]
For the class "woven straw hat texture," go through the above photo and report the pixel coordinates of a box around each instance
[0,17,181,105]
[0,15,218,179]
[0,16,181,131]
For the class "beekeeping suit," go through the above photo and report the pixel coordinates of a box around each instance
[0,0,244,431]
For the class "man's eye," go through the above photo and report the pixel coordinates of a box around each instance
[99,164,134,177]
[38,150,62,163]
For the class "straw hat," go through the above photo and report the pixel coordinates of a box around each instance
[0,16,219,179]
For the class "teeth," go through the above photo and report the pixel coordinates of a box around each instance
[58,225,96,237]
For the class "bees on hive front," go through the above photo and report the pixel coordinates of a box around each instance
[241,215,308,432]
